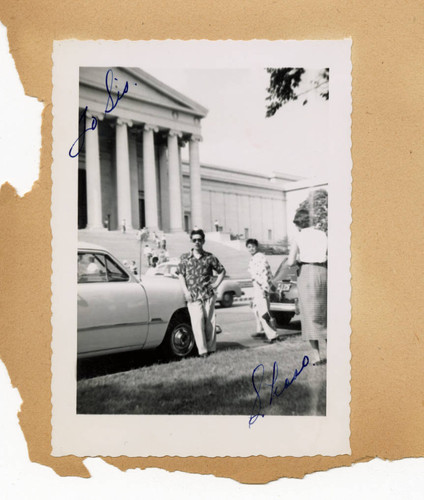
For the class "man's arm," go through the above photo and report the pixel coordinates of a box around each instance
[178,274,192,303]
[212,269,226,290]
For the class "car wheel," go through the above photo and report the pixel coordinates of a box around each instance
[273,311,295,326]
[165,319,196,358]
[220,292,234,308]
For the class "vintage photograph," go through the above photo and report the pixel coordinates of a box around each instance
[51,40,351,457]
[75,65,329,419]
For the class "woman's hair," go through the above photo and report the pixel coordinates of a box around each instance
[293,209,312,229]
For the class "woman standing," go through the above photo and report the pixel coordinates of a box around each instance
[286,207,328,365]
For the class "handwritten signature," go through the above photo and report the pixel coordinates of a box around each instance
[69,106,98,158]
[69,69,137,158]
[249,355,309,428]
[104,68,130,114]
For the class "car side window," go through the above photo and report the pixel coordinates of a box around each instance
[105,255,129,282]
[78,252,107,283]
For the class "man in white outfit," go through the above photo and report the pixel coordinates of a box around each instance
[246,238,278,344]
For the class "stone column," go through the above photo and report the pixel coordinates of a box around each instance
[128,129,140,230]
[189,134,203,229]
[158,142,169,232]
[116,117,134,231]
[143,124,159,231]
[167,129,183,232]
[85,110,104,229]
[178,139,185,229]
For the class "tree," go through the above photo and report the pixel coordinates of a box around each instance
[265,68,329,117]
[296,189,328,233]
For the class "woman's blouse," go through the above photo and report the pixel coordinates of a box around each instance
[248,251,273,293]
[295,227,327,263]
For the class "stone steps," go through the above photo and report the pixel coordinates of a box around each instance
[78,230,251,278]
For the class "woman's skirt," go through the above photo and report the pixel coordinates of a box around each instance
[297,264,327,341]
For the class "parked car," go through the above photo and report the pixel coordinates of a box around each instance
[269,257,299,326]
[151,260,244,308]
[77,242,198,359]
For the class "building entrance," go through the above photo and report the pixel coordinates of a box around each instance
[184,214,190,232]
[78,169,87,229]
[138,197,145,229]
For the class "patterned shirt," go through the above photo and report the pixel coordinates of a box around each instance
[177,250,225,302]
[248,251,273,294]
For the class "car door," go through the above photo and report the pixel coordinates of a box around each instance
[77,250,149,356]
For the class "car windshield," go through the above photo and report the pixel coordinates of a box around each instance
[78,252,129,283]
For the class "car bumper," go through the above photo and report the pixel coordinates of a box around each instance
[269,302,296,313]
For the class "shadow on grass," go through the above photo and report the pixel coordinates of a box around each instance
[216,341,249,351]
[77,367,326,417]
[77,349,168,381]
[78,341,253,380]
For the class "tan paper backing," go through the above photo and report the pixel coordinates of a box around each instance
[0,0,423,483]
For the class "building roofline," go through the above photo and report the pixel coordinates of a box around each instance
[125,68,209,117]
[183,160,298,182]
[182,162,298,193]
[282,177,328,192]
[80,67,209,119]
[270,170,304,182]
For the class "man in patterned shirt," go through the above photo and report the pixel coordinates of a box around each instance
[177,229,226,357]
[246,238,278,343]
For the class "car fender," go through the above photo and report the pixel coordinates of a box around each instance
[140,275,188,348]
[217,279,242,300]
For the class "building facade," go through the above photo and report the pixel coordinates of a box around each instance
[78,67,313,242]
[78,67,207,233]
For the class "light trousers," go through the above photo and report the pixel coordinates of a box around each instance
[252,283,277,340]
[187,295,217,355]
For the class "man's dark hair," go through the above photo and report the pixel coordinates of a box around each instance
[152,256,159,264]
[293,209,311,229]
[246,238,259,247]
[190,229,205,240]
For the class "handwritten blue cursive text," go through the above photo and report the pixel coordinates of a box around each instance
[69,106,97,159]
[105,68,129,114]
[249,355,309,428]
[69,69,137,157]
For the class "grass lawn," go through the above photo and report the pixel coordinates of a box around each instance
[77,338,326,417]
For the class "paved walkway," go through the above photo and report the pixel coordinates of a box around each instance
[215,303,301,351]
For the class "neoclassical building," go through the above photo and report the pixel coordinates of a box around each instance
[78,67,207,233]
[78,67,304,242]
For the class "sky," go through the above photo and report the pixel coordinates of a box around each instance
[145,68,330,180]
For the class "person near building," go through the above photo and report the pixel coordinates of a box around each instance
[157,248,169,264]
[130,260,138,275]
[246,238,278,344]
[145,256,159,276]
[286,208,328,365]
[214,219,220,232]
[161,233,167,250]
[153,232,160,249]
[176,229,226,358]
[143,244,153,267]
